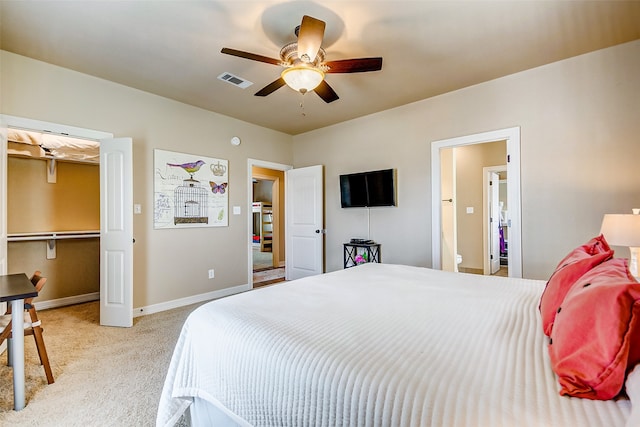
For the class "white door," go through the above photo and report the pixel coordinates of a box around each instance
[0,119,8,332]
[286,165,324,280]
[440,148,457,272]
[490,172,501,274]
[100,138,133,327]
[0,118,7,276]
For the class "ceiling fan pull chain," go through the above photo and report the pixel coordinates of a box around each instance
[299,99,306,117]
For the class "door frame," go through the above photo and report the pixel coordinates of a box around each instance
[483,166,506,275]
[247,159,292,288]
[0,115,133,326]
[431,127,522,277]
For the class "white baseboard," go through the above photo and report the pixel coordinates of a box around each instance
[29,285,250,319]
[35,292,100,311]
[132,283,250,318]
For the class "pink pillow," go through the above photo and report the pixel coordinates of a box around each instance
[539,235,613,336]
[548,258,640,400]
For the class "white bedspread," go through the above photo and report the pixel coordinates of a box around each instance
[157,263,633,426]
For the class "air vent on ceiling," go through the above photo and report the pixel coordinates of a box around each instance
[217,72,253,89]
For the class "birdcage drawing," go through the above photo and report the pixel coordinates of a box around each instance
[174,179,208,224]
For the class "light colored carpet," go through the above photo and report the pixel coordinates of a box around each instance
[0,300,203,426]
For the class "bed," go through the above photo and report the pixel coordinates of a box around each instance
[157,262,640,426]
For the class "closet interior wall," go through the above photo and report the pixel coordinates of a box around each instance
[7,155,100,304]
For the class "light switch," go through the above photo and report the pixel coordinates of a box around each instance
[466,207,474,214]
[134,204,142,214]
[233,206,241,215]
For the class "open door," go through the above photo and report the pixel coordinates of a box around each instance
[489,172,501,274]
[0,119,8,338]
[440,148,457,272]
[100,138,133,327]
[286,165,324,280]
[0,117,7,277]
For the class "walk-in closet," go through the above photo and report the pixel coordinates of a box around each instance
[6,129,100,307]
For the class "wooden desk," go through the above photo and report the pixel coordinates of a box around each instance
[0,273,38,411]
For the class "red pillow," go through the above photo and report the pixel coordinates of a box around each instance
[548,258,640,400]
[539,235,613,336]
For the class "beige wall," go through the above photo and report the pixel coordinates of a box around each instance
[8,157,100,232]
[293,40,640,279]
[2,38,639,307]
[9,239,99,301]
[1,50,293,308]
[455,141,506,270]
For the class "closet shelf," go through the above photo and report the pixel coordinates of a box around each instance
[7,230,100,242]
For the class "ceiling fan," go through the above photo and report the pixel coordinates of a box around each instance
[221,15,383,103]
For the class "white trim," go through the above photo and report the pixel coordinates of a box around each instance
[34,292,100,311]
[32,283,251,318]
[1,114,112,140]
[133,283,250,317]
[1,115,121,322]
[247,159,292,289]
[431,127,522,277]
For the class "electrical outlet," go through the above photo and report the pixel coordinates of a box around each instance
[208,269,215,279]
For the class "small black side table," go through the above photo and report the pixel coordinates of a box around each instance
[343,243,381,268]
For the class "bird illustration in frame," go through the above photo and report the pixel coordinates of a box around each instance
[166,160,205,179]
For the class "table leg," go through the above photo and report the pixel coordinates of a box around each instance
[10,298,25,410]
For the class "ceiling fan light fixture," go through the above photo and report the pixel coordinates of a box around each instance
[281,66,324,94]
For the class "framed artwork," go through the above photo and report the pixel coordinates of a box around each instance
[154,149,228,229]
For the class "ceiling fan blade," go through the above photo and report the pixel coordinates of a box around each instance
[221,48,281,66]
[324,57,383,73]
[297,15,325,63]
[314,80,339,103]
[255,78,286,97]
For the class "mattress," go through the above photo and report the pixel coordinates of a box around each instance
[157,263,636,426]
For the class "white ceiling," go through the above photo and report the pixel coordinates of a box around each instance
[1,1,639,135]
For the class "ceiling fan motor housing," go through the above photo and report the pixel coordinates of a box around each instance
[280,42,327,69]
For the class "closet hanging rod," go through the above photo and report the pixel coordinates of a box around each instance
[7,230,100,242]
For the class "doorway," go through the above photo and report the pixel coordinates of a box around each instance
[440,142,507,276]
[251,169,284,287]
[0,114,133,327]
[248,160,291,288]
[431,127,522,278]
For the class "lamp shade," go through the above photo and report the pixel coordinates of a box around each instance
[600,214,640,247]
[281,66,324,93]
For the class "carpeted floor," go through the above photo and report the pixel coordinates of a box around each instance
[0,300,202,426]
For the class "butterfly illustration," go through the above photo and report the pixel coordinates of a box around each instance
[210,182,228,194]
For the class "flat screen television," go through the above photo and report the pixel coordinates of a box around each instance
[340,169,396,208]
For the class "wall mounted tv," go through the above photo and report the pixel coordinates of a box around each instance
[340,169,397,208]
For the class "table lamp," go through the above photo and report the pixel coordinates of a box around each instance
[600,209,640,280]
